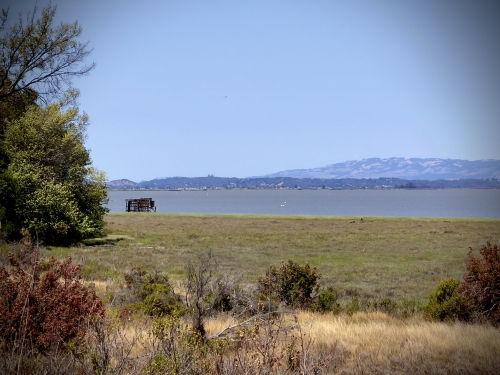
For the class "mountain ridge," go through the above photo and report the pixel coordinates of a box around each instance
[107,158,500,190]
[260,157,500,180]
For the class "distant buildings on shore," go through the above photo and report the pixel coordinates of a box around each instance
[108,176,500,191]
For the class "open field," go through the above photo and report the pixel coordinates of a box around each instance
[47,213,500,302]
[4,213,500,374]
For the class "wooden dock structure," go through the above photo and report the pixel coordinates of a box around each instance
[125,198,156,212]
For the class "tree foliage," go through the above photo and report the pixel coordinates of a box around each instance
[0,4,106,245]
[0,4,94,104]
[0,83,37,138]
[3,100,107,245]
[0,142,17,237]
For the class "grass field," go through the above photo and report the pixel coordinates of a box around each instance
[204,311,500,374]
[47,213,500,302]
[4,213,500,374]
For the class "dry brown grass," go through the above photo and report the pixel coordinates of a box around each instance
[204,311,500,374]
[300,311,500,374]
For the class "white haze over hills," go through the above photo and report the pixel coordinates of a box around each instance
[260,158,500,180]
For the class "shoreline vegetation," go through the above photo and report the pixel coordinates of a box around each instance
[107,176,500,190]
[109,186,500,191]
[16,214,495,373]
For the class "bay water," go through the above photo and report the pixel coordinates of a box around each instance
[106,189,500,218]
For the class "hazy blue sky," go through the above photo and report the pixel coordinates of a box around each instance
[6,0,500,181]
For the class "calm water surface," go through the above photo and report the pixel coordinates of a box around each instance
[106,189,500,218]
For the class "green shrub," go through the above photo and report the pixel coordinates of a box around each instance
[142,284,184,317]
[398,298,423,318]
[124,267,183,317]
[312,286,340,313]
[373,298,398,315]
[345,297,361,316]
[258,260,320,308]
[425,278,468,322]
[147,315,228,374]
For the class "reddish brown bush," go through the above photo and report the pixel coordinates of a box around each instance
[0,248,104,353]
[460,242,500,325]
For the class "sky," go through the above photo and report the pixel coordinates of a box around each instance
[4,0,500,181]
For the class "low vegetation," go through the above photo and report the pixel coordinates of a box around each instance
[1,215,499,374]
[49,214,500,301]
[461,242,500,324]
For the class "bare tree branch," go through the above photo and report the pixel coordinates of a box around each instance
[0,3,95,104]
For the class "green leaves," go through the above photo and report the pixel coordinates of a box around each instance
[6,103,89,182]
[425,278,468,322]
[426,243,500,325]
[0,4,103,245]
[3,102,107,245]
[258,260,321,308]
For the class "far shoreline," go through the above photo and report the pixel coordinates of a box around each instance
[106,186,500,191]
[105,212,500,222]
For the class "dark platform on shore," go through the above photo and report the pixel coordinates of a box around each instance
[125,198,156,212]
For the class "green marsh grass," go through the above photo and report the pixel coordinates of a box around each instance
[47,213,500,301]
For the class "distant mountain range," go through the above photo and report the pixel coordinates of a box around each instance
[107,158,500,190]
[261,158,500,180]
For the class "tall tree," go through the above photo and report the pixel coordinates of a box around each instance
[4,98,107,245]
[0,4,106,245]
[0,140,17,238]
[0,3,94,104]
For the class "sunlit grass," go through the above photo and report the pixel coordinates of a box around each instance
[47,213,500,302]
[36,213,500,374]
[202,311,500,374]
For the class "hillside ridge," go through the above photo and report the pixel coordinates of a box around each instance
[107,158,500,190]
[261,157,500,180]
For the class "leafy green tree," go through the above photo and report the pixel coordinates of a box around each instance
[0,142,17,237]
[0,80,38,238]
[0,4,105,245]
[3,99,107,245]
[0,80,38,138]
